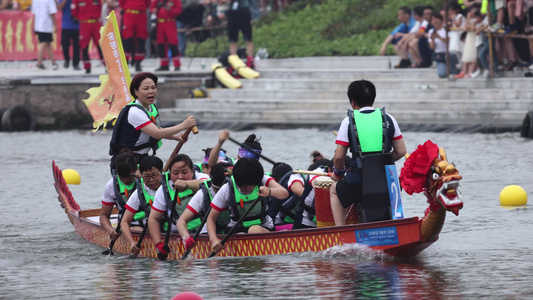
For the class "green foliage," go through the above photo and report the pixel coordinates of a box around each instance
[185,0,443,58]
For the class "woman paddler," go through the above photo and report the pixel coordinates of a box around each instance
[109,72,197,169]
[206,158,289,255]
[120,156,163,257]
[177,162,234,253]
[100,152,139,241]
[206,130,262,170]
[147,154,209,260]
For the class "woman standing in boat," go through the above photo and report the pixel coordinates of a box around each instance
[207,158,289,255]
[147,154,209,259]
[120,156,163,257]
[100,152,139,241]
[109,72,197,168]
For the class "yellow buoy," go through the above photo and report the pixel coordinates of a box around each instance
[62,169,81,185]
[499,185,527,206]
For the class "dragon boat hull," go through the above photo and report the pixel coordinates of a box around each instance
[53,161,437,260]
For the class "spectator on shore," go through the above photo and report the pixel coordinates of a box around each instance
[120,0,151,72]
[31,0,57,70]
[12,0,30,10]
[0,0,13,9]
[476,10,498,77]
[448,2,465,67]
[455,5,480,78]
[429,12,459,78]
[399,5,425,67]
[72,0,105,74]
[380,6,417,68]
[226,0,256,69]
[58,0,80,70]
[415,5,436,68]
[151,0,182,71]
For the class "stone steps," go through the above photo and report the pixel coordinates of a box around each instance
[229,77,533,90]
[174,97,533,111]
[160,107,527,126]
[159,56,532,130]
[206,88,533,100]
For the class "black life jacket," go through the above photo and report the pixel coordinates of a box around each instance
[269,171,314,224]
[109,102,161,156]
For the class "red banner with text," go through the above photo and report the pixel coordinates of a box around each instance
[0,10,120,61]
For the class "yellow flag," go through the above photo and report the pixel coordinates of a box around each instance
[82,11,132,131]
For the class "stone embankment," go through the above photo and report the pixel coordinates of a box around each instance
[1,56,531,132]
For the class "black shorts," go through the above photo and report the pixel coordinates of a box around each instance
[226,9,252,43]
[335,179,363,209]
[36,32,53,43]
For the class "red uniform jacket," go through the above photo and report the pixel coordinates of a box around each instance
[151,0,182,19]
[119,0,151,10]
[71,0,102,21]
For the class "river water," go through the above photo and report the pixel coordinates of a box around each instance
[1,128,532,299]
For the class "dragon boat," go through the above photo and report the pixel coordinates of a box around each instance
[52,140,463,260]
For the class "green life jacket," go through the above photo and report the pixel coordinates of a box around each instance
[227,176,267,229]
[353,108,384,153]
[112,169,137,211]
[133,178,156,222]
[162,172,199,231]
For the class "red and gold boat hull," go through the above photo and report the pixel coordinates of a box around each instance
[53,161,436,260]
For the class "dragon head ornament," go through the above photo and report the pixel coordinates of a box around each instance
[400,140,463,216]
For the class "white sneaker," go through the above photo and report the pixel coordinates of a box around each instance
[482,70,490,78]
[471,69,481,78]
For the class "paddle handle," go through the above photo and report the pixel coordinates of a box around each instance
[227,136,277,165]
[105,209,124,254]
[181,207,212,260]
[135,222,149,248]
[208,196,262,258]
[163,125,198,172]
[164,192,179,249]
[292,170,331,177]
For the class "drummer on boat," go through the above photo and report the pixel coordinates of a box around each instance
[108,72,197,169]
[330,80,406,226]
[120,156,163,257]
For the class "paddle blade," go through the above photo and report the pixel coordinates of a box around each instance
[101,248,114,255]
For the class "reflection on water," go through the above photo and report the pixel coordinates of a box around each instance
[1,130,533,299]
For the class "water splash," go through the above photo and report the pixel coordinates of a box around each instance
[298,243,393,261]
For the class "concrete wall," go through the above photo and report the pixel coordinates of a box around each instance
[0,76,209,130]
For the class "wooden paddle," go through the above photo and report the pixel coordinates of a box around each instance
[159,191,179,260]
[227,136,277,165]
[293,170,331,177]
[181,207,212,260]
[163,125,199,172]
[208,196,262,258]
[129,222,149,258]
[102,209,125,255]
